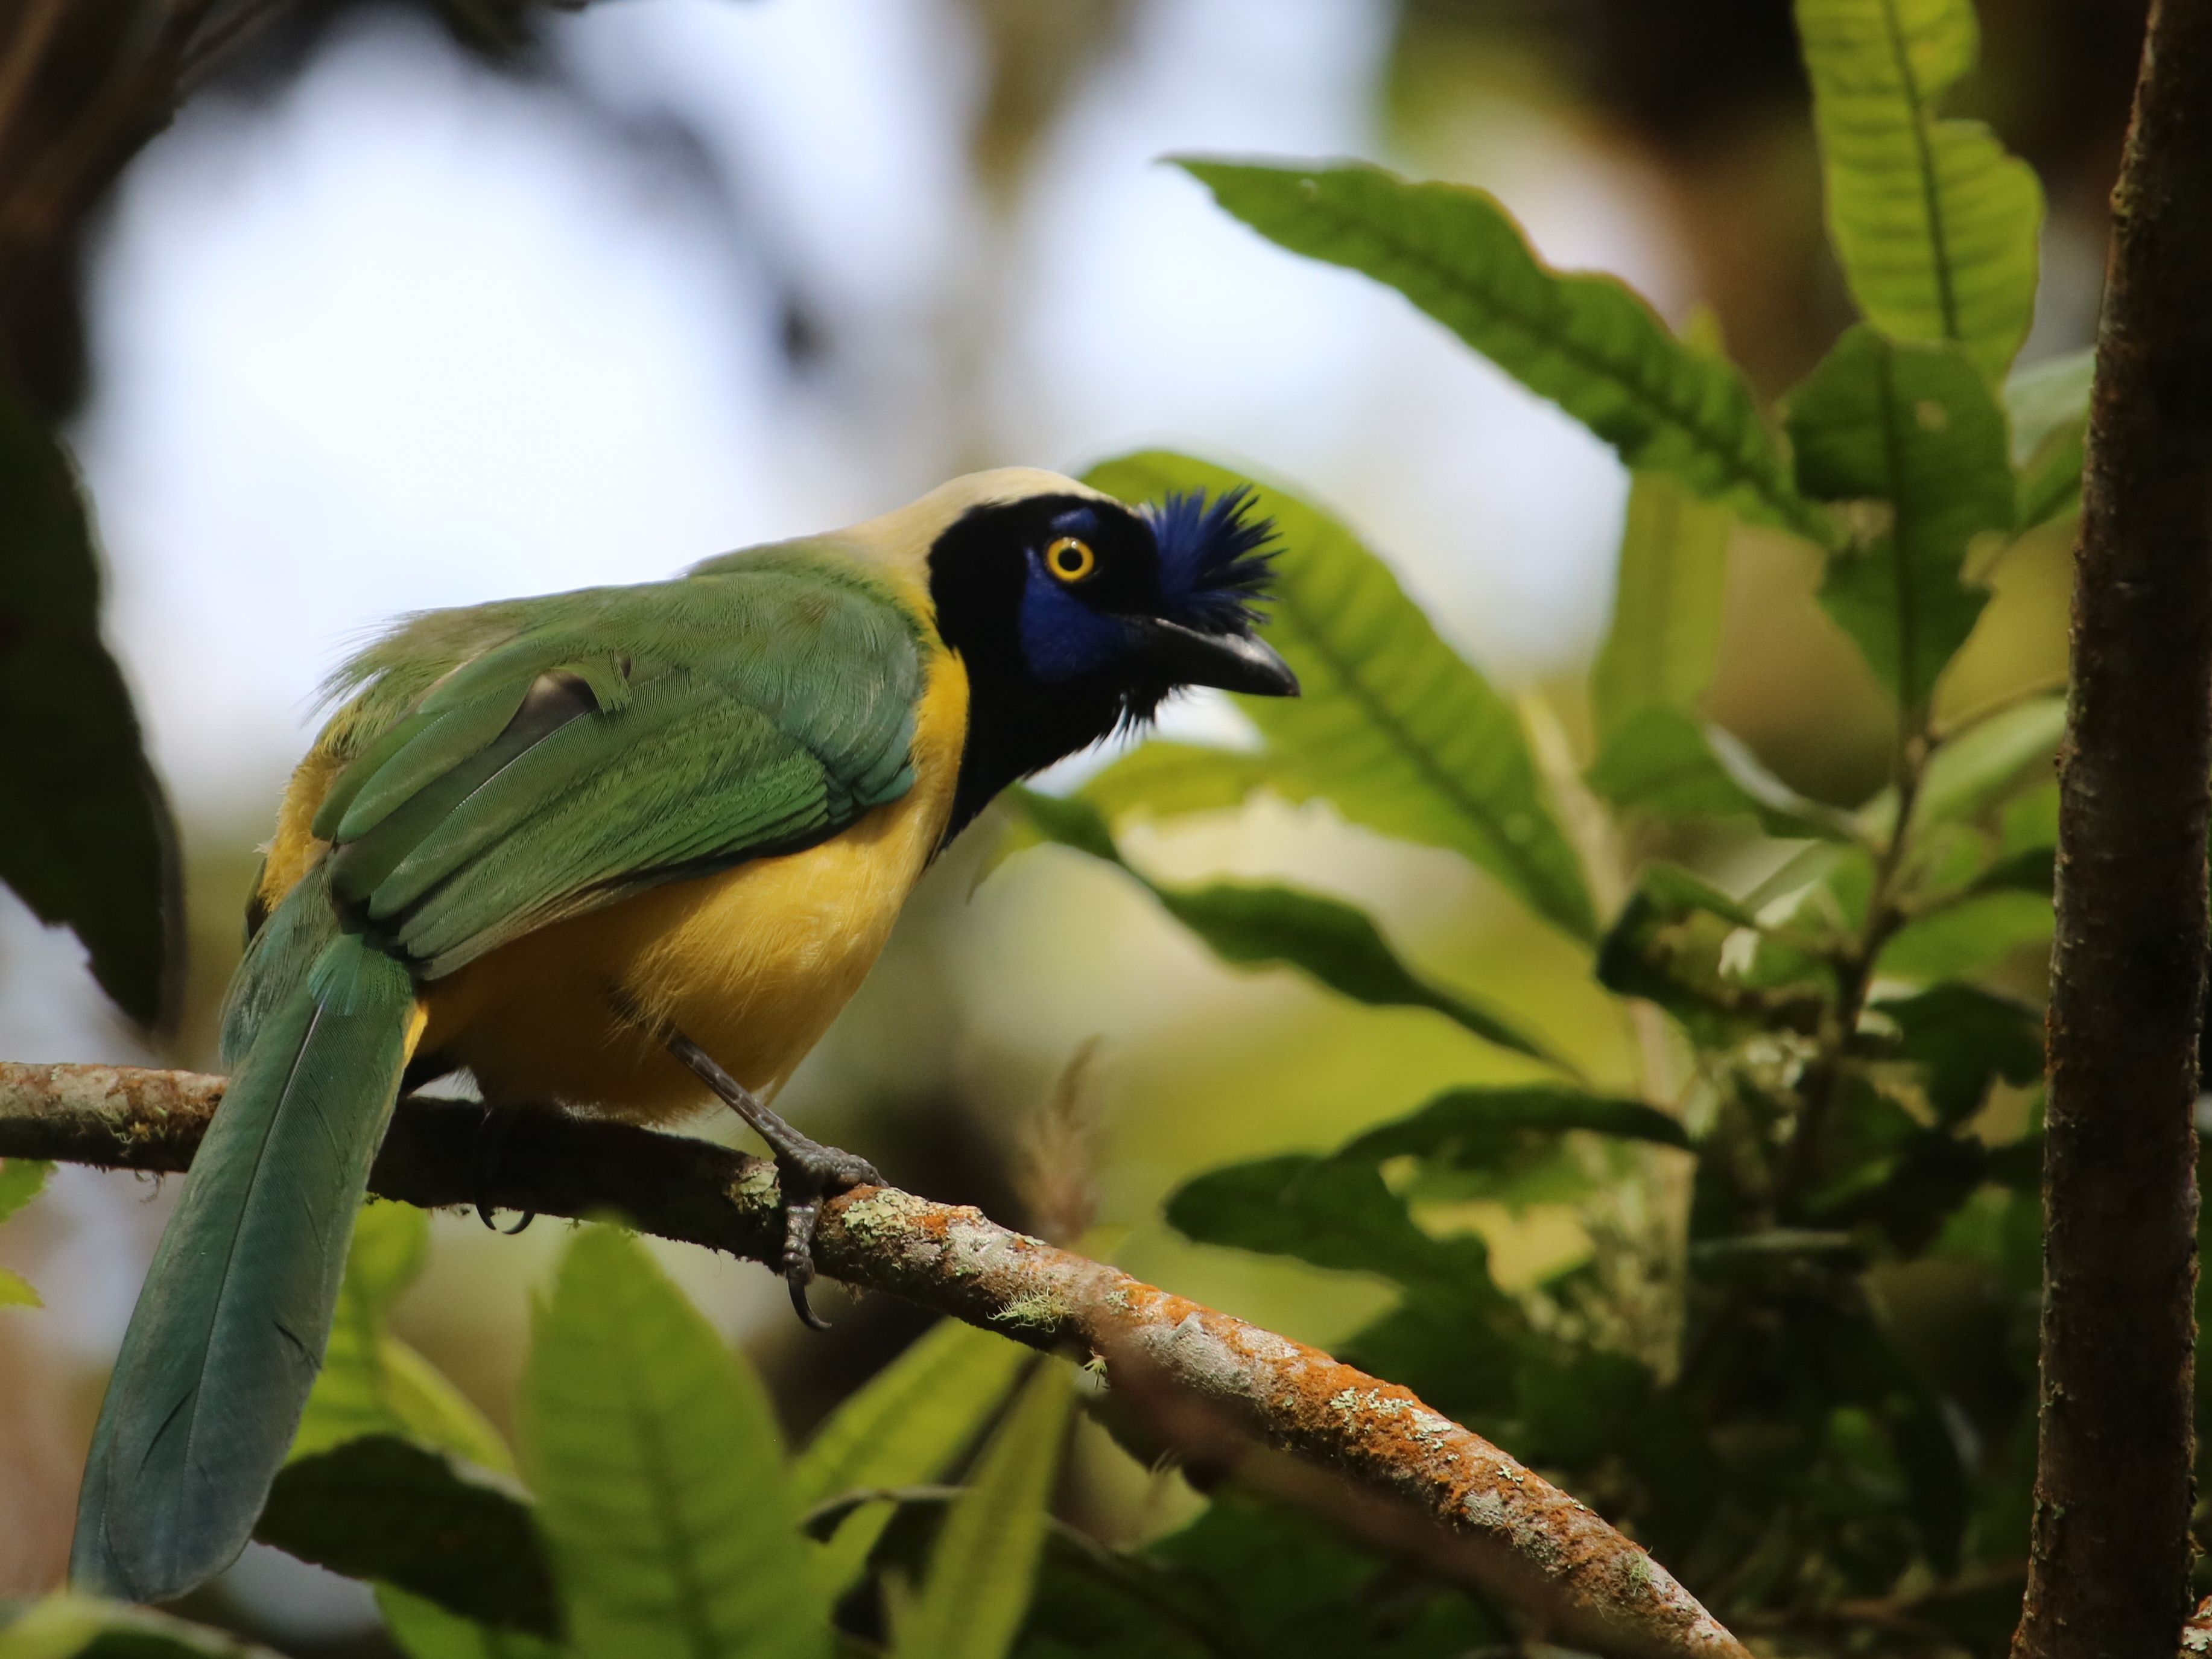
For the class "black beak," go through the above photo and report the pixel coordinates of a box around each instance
[1128,617,1301,697]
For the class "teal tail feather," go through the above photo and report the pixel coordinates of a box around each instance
[72,928,417,1602]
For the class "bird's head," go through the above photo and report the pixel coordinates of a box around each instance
[846,467,1298,838]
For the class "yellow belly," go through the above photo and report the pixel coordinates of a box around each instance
[417,773,948,1120]
[264,649,968,1126]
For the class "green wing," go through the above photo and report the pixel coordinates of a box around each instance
[306,553,928,980]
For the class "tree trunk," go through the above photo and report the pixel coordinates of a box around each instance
[2015,4,2212,1653]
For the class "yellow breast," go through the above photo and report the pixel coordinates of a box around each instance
[414,648,971,1120]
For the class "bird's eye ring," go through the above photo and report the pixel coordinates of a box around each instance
[1045,536,1097,583]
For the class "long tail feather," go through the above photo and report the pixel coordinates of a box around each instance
[72,930,418,1602]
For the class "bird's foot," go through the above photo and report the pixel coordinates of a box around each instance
[472,1103,537,1234]
[665,1032,881,1328]
[766,1135,883,1331]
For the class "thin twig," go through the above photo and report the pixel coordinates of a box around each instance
[0,0,72,167]
[1775,731,1925,1214]
[0,1059,1749,1659]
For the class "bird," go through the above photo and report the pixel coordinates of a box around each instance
[69,466,1296,1605]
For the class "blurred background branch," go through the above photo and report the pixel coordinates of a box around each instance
[0,0,291,417]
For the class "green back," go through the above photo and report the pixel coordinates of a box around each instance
[300,548,931,981]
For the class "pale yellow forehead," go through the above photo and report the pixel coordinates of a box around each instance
[831,468,1117,588]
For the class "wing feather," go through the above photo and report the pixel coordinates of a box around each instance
[307,559,928,978]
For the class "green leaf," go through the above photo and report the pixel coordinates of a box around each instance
[1082,741,1315,825]
[1338,1083,1690,1163]
[1796,0,2043,381]
[378,1589,563,1659]
[983,743,1307,880]
[2008,351,2093,464]
[291,1201,511,1474]
[1918,696,2064,826]
[0,1159,51,1309]
[1629,861,1762,928]
[1149,1494,1503,1655]
[791,1318,1031,1597]
[1787,328,2014,714]
[1597,862,1832,1042]
[1019,1491,1507,1659]
[1586,706,1756,820]
[0,1159,51,1225]
[1086,452,1597,939]
[0,384,180,1025]
[1331,1084,1688,1213]
[888,1361,1074,1659]
[256,1436,557,1638]
[0,1596,282,1658]
[2001,779,2058,850]
[1179,1088,1684,1242]
[1166,1154,1503,1300]
[1870,984,2042,1125]
[1175,162,1830,544]
[1585,704,1856,838]
[1014,789,1120,866]
[1165,1156,1528,1434]
[1159,884,1562,1063]
[1590,471,1732,743]
[522,1225,826,1659]
[2006,349,2093,530]
[1015,790,1562,1067]
[1880,889,2052,980]
[1970,844,2054,900]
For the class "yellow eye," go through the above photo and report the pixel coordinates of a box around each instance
[1045,536,1096,583]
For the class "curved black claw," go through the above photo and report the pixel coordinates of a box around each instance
[473,1105,534,1234]
[771,1144,882,1332]
[788,1272,829,1333]
[662,1031,884,1331]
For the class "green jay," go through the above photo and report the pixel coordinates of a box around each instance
[71,466,1296,1604]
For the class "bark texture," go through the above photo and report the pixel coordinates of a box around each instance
[2017,5,2212,1652]
[0,1059,1749,1659]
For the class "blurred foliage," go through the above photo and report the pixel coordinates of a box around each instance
[0,384,179,1028]
[960,0,1135,202]
[0,1592,288,1657]
[0,1159,51,1309]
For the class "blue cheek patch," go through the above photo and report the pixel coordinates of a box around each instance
[1019,560,1132,682]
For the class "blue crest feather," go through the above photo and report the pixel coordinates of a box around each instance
[1145,487,1279,633]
